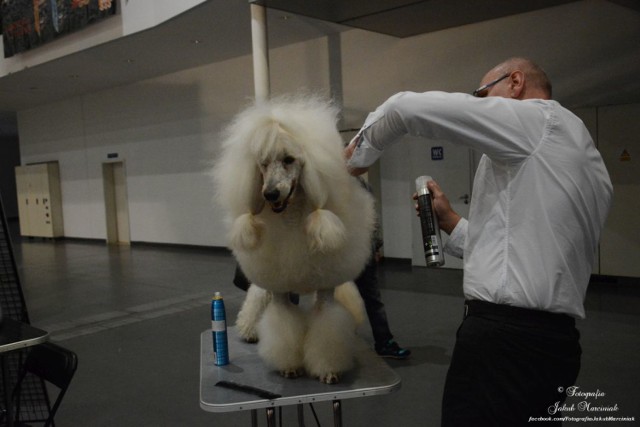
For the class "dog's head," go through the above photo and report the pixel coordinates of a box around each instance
[256,127,304,214]
[215,96,351,252]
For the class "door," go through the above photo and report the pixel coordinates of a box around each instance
[15,163,56,237]
[102,162,131,245]
[597,104,640,277]
[15,166,32,236]
[410,139,473,269]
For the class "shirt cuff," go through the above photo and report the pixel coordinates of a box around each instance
[347,139,383,168]
[443,217,467,259]
[346,108,388,169]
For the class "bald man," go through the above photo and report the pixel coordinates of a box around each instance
[345,58,612,426]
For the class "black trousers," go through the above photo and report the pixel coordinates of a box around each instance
[441,300,581,427]
[354,256,393,347]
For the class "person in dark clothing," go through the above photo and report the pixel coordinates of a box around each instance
[355,224,410,359]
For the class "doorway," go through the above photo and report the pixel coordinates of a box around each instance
[102,161,130,245]
[410,140,473,270]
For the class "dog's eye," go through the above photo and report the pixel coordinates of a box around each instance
[283,156,296,165]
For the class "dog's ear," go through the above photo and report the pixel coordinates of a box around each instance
[300,166,329,210]
[247,166,266,215]
[299,138,350,252]
[228,166,265,251]
[298,134,352,252]
[225,157,265,216]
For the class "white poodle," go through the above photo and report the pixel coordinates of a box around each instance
[213,95,376,383]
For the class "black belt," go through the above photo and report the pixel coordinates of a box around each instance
[464,300,575,329]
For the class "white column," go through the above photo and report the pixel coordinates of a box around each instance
[250,3,270,103]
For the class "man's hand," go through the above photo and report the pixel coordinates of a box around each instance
[412,179,462,235]
[344,136,369,176]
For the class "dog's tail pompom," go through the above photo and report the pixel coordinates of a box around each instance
[333,281,366,326]
[229,213,265,251]
[305,209,346,253]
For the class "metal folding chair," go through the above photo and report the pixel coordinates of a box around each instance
[1,188,53,425]
[12,342,78,427]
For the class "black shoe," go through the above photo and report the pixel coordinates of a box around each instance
[375,340,411,359]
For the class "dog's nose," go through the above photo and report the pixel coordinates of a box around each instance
[263,189,280,202]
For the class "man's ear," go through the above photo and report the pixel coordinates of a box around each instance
[510,70,525,99]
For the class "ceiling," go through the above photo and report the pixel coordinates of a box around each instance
[0,0,346,113]
[253,0,582,37]
[0,0,639,121]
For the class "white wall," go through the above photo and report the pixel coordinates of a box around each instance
[17,37,331,245]
[18,55,245,244]
[15,3,640,274]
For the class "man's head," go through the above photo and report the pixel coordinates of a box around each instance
[474,57,552,100]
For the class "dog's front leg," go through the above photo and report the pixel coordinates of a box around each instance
[256,292,307,378]
[235,284,270,343]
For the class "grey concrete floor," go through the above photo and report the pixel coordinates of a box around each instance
[11,233,640,426]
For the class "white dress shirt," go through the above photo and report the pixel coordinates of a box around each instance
[348,91,612,318]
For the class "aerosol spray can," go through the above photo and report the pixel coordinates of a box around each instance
[415,176,445,267]
[211,292,229,366]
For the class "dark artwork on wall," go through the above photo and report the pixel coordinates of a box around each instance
[1,0,117,58]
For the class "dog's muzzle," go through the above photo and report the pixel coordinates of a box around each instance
[263,182,295,213]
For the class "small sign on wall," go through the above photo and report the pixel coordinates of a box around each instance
[431,146,444,161]
[620,149,630,162]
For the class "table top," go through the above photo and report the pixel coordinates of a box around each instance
[0,318,49,353]
[200,328,401,413]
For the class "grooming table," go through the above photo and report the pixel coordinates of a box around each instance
[199,327,401,426]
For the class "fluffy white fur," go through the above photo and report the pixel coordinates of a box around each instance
[213,95,375,383]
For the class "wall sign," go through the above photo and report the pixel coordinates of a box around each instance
[620,149,631,162]
[431,146,444,161]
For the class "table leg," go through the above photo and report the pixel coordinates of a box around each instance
[251,409,258,427]
[266,407,276,427]
[297,403,305,426]
[332,400,342,427]
[1,355,14,427]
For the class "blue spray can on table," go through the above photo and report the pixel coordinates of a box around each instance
[211,292,229,366]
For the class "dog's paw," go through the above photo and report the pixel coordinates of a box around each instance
[305,209,346,252]
[318,372,341,384]
[280,368,304,379]
[241,332,259,344]
[235,320,258,342]
[229,213,264,250]
[236,316,259,343]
